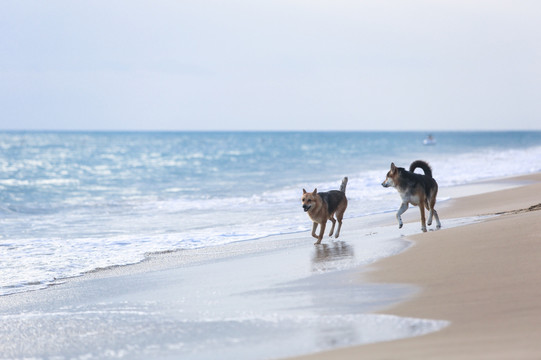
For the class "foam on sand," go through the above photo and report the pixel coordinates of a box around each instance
[0,214,473,360]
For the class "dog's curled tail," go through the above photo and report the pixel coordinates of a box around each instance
[409,160,433,178]
[340,177,348,193]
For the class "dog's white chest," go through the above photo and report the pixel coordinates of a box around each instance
[401,192,420,206]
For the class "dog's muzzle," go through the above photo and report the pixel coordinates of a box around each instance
[303,204,311,212]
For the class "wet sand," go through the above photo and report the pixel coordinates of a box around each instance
[291,173,541,360]
[0,211,445,359]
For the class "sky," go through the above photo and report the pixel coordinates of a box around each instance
[1,0,540,131]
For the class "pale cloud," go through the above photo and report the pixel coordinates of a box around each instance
[1,0,540,130]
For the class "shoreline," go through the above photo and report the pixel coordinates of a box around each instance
[0,172,529,298]
[11,173,528,292]
[0,204,437,359]
[291,172,541,360]
[1,173,540,359]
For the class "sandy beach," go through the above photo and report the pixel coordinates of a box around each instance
[292,173,541,360]
[1,173,540,359]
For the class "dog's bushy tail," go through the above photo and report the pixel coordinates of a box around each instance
[409,160,433,178]
[340,177,348,193]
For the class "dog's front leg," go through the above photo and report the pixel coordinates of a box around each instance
[396,202,409,229]
[315,222,326,245]
[334,219,342,238]
[311,222,319,239]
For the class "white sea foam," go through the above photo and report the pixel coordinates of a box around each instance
[1,132,540,296]
[0,309,448,359]
[0,220,453,359]
[430,146,541,186]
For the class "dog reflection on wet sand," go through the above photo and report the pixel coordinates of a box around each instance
[302,177,348,245]
[311,241,354,273]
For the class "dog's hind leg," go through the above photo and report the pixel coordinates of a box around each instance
[426,201,433,226]
[432,209,441,229]
[419,205,427,232]
[396,202,409,229]
[427,195,441,229]
[334,211,344,238]
[328,216,336,237]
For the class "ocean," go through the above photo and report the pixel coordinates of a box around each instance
[1,131,541,296]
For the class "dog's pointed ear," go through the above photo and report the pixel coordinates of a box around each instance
[303,188,307,194]
[390,162,397,173]
[312,188,317,194]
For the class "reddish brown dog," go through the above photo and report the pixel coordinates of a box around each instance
[302,177,348,245]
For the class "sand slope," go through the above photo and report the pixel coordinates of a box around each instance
[292,174,541,360]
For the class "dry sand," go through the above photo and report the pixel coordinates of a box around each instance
[291,173,541,360]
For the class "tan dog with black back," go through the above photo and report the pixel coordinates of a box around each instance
[302,177,348,244]
[381,160,441,232]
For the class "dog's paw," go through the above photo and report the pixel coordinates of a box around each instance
[398,224,403,229]
[421,227,427,232]
[436,224,441,229]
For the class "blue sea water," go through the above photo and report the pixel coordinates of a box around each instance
[1,131,541,296]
